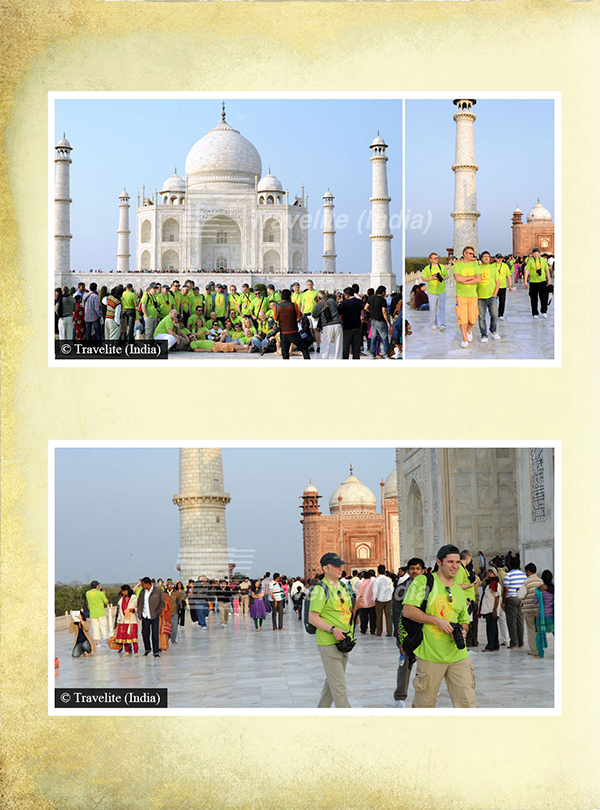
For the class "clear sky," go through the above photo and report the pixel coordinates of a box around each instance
[54,447,396,584]
[54,98,401,275]
[405,99,554,257]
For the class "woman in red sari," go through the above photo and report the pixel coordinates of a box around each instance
[159,587,172,651]
[73,293,86,340]
[115,584,139,657]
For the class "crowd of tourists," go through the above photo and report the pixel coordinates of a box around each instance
[55,279,402,360]
[408,248,554,347]
[68,548,554,710]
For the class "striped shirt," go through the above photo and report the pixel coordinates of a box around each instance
[83,291,101,322]
[269,581,285,602]
[504,569,527,597]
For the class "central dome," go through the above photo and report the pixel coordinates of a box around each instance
[186,117,262,190]
[329,470,377,513]
[527,200,552,223]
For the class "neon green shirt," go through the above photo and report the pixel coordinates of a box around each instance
[495,262,512,290]
[477,263,500,299]
[291,292,302,307]
[121,290,137,310]
[86,589,108,619]
[180,293,192,314]
[422,264,449,295]
[239,293,255,316]
[301,289,318,313]
[309,580,354,646]
[454,564,476,602]
[404,573,470,664]
[525,257,549,283]
[141,293,158,318]
[453,261,480,299]
[154,315,175,337]
[190,339,214,351]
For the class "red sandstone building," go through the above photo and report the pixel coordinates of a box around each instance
[512,200,554,256]
[300,467,399,579]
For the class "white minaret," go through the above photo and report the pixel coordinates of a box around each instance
[54,134,73,276]
[173,449,231,583]
[117,189,130,274]
[322,189,337,274]
[452,99,480,257]
[369,132,393,284]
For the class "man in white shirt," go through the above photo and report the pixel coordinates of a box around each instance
[269,573,285,631]
[372,564,394,637]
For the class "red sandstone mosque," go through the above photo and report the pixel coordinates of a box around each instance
[512,200,554,256]
[301,466,399,579]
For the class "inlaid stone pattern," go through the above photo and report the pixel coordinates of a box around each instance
[529,448,546,523]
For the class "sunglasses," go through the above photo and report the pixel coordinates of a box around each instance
[445,586,454,603]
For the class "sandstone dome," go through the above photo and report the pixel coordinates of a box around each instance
[383,468,398,500]
[185,118,262,190]
[527,201,552,223]
[329,471,377,513]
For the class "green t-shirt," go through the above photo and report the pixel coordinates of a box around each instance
[86,588,108,619]
[187,314,206,331]
[239,293,255,316]
[192,294,204,312]
[477,263,500,299]
[141,293,158,318]
[190,339,214,351]
[181,293,192,314]
[403,573,470,663]
[173,290,183,311]
[291,291,302,307]
[156,293,174,318]
[309,580,354,646]
[251,296,268,317]
[526,257,549,283]
[121,290,137,310]
[454,564,476,601]
[453,261,480,298]
[154,315,175,337]
[301,289,318,313]
[422,264,449,295]
[496,262,512,290]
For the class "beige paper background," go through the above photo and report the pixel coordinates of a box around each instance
[1,0,599,806]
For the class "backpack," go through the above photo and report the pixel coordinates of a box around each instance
[396,572,434,655]
[303,580,354,634]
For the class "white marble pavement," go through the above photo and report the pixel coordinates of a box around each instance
[406,281,555,361]
[55,606,554,709]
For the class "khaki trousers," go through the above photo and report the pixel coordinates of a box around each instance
[317,644,350,708]
[412,656,477,708]
[240,594,249,614]
[375,600,393,636]
[524,613,538,653]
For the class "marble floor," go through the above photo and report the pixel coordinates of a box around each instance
[406,282,555,361]
[55,609,554,709]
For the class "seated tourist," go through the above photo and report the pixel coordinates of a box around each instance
[154,308,182,351]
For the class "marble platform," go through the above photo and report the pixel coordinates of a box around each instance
[406,281,555,361]
[55,607,554,709]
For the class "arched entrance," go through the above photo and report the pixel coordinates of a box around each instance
[200,215,242,272]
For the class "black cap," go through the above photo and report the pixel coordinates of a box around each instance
[495,253,503,259]
[320,553,345,567]
[90,580,99,588]
[436,544,460,562]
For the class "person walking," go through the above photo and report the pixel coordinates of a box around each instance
[312,292,344,360]
[356,569,377,635]
[502,560,527,649]
[392,557,425,707]
[239,577,251,615]
[269,573,285,631]
[422,253,449,331]
[372,564,394,637]
[364,286,391,359]
[114,584,139,657]
[479,569,501,652]
[476,252,501,343]
[452,246,481,348]
[494,254,514,320]
[249,581,267,632]
[137,577,165,658]
[165,580,183,644]
[524,248,551,318]
[517,564,544,656]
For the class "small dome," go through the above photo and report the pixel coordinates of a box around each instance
[370,133,387,148]
[513,206,522,214]
[57,134,71,148]
[303,483,318,495]
[186,116,262,190]
[329,470,377,513]
[257,171,283,193]
[161,170,186,194]
[527,200,552,223]
[383,468,397,500]
[323,189,334,200]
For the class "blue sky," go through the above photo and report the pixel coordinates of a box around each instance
[405,99,555,256]
[54,98,402,275]
[54,447,396,584]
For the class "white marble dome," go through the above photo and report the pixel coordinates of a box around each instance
[258,171,283,193]
[383,468,397,500]
[162,170,186,194]
[329,471,377,513]
[370,133,387,148]
[513,206,522,214]
[186,118,262,189]
[303,482,319,495]
[57,134,71,148]
[527,201,552,223]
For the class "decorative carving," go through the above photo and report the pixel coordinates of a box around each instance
[529,448,546,523]
[197,209,243,223]
[430,448,441,548]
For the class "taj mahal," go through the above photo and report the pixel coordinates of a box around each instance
[54,102,397,291]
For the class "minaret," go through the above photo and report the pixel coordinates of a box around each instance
[173,449,231,582]
[369,133,393,284]
[300,482,322,580]
[54,134,73,275]
[117,189,130,274]
[322,190,337,274]
[451,99,480,257]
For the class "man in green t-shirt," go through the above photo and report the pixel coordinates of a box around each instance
[403,544,476,708]
[121,284,138,341]
[85,580,109,648]
[422,252,449,331]
[154,308,182,352]
[524,248,551,318]
[452,247,481,348]
[455,549,479,648]
[141,284,160,340]
[476,251,501,343]
[309,552,355,708]
[494,254,514,320]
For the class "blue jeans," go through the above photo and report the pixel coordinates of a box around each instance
[251,336,269,350]
[478,297,498,338]
[370,319,389,356]
[197,603,209,627]
[429,293,446,327]
[85,319,102,342]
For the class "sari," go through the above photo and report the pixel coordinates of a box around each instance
[535,587,554,658]
[74,296,86,339]
[159,593,172,651]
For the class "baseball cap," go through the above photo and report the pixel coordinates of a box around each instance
[90,580,99,588]
[495,253,503,259]
[436,544,460,562]
[320,553,345,567]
